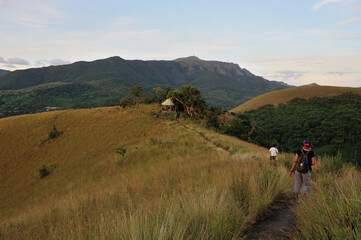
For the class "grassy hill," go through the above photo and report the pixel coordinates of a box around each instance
[0,56,291,117]
[0,104,292,239]
[0,105,359,239]
[231,86,361,113]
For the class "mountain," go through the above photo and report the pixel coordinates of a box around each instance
[231,85,361,113]
[0,56,291,117]
[0,69,10,78]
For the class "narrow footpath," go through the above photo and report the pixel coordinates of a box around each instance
[246,200,297,240]
[178,122,298,239]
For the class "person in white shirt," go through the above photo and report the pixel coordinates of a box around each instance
[269,145,278,164]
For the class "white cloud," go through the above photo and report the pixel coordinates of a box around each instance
[3,1,67,28]
[35,58,71,66]
[0,57,30,65]
[327,71,359,76]
[3,64,16,69]
[269,71,307,81]
[335,17,361,26]
[7,57,30,65]
[313,0,343,10]
[304,28,361,40]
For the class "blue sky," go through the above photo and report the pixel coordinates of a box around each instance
[0,0,360,87]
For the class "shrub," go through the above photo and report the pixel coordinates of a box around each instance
[116,146,126,157]
[48,126,63,139]
[41,126,63,143]
[38,164,56,179]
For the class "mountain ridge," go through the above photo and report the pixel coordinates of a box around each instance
[0,56,292,116]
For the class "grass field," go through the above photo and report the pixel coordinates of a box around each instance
[0,105,359,239]
[231,86,361,113]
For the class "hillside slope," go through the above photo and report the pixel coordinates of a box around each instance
[0,56,291,115]
[0,104,292,239]
[231,86,361,113]
[1,105,359,239]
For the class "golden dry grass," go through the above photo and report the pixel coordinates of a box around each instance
[0,104,359,239]
[0,104,293,239]
[231,86,361,113]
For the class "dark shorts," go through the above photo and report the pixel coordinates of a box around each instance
[270,156,276,161]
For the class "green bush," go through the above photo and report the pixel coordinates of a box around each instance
[41,126,63,143]
[38,164,56,179]
[116,146,126,157]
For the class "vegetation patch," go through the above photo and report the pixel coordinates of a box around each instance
[115,146,126,157]
[38,164,56,179]
[41,125,63,143]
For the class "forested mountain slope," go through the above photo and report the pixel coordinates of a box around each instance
[0,56,291,118]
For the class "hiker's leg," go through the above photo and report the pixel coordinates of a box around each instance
[293,171,302,200]
[301,171,312,194]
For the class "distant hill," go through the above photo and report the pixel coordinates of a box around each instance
[231,86,361,113]
[0,56,291,117]
[0,69,10,78]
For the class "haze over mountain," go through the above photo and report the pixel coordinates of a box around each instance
[0,56,291,117]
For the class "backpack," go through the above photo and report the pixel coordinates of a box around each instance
[296,150,310,173]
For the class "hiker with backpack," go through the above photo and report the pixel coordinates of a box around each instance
[289,140,317,202]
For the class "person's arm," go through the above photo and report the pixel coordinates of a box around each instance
[289,154,298,176]
[311,156,317,170]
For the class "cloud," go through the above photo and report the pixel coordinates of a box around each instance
[5,2,67,28]
[0,0,4,6]
[304,28,361,40]
[7,57,30,65]
[35,58,71,66]
[335,17,361,26]
[337,33,361,39]
[0,57,30,65]
[313,0,343,10]
[327,71,358,76]
[3,64,16,69]
[268,71,307,81]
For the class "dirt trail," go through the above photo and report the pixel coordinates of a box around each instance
[179,122,298,239]
[246,200,297,240]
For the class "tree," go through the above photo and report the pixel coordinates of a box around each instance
[118,97,134,108]
[168,85,207,118]
[129,85,145,105]
[153,86,171,102]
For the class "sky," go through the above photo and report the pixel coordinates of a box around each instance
[0,0,360,87]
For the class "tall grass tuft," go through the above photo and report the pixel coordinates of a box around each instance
[292,159,361,240]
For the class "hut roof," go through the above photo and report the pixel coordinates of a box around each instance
[161,98,174,106]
